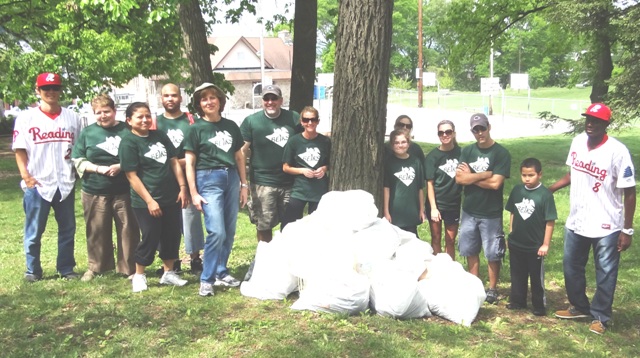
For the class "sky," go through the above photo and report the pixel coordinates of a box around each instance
[210,0,294,37]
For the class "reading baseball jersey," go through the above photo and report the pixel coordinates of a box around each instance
[565,132,635,238]
[12,107,81,202]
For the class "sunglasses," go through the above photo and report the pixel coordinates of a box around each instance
[396,123,413,130]
[301,117,319,123]
[438,129,454,137]
[263,95,279,102]
[39,85,62,92]
[472,126,488,134]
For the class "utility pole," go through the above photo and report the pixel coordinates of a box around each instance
[417,0,423,108]
[489,44,494,115]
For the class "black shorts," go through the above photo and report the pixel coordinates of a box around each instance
[429,209,460,226]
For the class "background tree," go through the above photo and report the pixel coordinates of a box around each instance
[329,0,394,208]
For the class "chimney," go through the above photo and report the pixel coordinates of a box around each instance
[278,30,292,45]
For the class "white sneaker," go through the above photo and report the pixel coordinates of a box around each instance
[214,274,241,287]
[160,270,187,286]
[199,282,214,296]
[132,274,148,293]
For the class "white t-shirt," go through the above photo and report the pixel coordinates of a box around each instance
[12,107,81,202]
[565,132,635,238]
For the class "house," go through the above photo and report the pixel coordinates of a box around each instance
[113,32,294,112]
[210,32,294,109]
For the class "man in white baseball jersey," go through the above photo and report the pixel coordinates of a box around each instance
[550,103,636,335]
[12,72,82,282]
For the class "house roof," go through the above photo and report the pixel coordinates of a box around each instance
[208,36,293,71]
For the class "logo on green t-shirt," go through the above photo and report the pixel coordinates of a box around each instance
[208,130,233,152]
[266,128,290,147]
[394,167,416,186]
[144,142,168,164]
[469,157,490,172]
[515,198,535,220]
[439,158,458,179]
[166,128,184,149]
[96,136,122,156]
[298,147,321,167]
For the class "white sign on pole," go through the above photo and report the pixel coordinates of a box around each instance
[510,73,529,90]
[422,72,437,87]
[480,77,501,95]
[415,68,421,79]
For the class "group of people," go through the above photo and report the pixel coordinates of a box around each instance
[11,73,331,298]
[382,105,635,335]
[12,72,635,335]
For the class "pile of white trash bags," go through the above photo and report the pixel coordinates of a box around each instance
[240,190,486,326]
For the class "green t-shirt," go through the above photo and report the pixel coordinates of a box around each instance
[505,184,558,252]
[119,130,179,208]
[71,122,130,195]
[424,145,462,212]
[384,141,425,163]
[240,109,300,187]
[156,113,195,158]
[459,142,511,219]
[183,117,244,170]
[282,133,331,202]
[384,154,425,227]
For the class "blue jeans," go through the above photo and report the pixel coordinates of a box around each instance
[182,203,204,255]
[23,188,76,276]
[563,228,620,324]
[197,168,240,284]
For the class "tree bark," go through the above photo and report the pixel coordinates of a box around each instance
[177,0,215,87]
[329,0,394,211]
[289,0,318,113]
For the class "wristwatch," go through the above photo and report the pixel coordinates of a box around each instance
[621,228,634,236]
[240,183,249,188]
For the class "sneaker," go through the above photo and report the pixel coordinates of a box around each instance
[60,271,81,280]
[589,320,606,335]
[485,288,499,304]
[199,282,214,297]
[244,259,256,281]
[191,257,203,273]
[81,270,96,282]
[555,306,590,319]
[532,308,547,316]
[132,274,148,293]
[214,274,241,287]
[506,303,526,310]
[160,270,188,286]
[156,260,183,277]
[24,273,41,283]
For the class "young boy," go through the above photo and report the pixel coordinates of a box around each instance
[505,158,557,316]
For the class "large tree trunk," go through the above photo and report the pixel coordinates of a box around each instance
[329,0,394,210]
[589,7,614,103]
[289,0,318,113]
[177,0,214,87]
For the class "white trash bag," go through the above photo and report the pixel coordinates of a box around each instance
[291,270,370,315]
[418,254,486,326]
[240,237,298,300]
[369,260,431,319]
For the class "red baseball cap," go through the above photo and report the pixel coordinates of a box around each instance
[36,73,62,87]
[582,103,611,122]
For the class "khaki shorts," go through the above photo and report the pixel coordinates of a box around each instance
[248,184,291,231]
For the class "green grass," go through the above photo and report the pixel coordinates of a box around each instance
[0,129,639,357]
